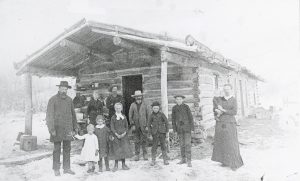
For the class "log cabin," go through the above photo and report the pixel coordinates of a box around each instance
[14,18,263,145]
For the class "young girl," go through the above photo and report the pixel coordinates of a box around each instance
[75,124,99,173]
[94,115,113,172]
[109,102,133,172]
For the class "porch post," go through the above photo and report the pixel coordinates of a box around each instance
[20,72,37,151]
[160,47,169,151]
[25,73,33,135]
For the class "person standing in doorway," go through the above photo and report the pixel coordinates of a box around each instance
[106,85,125,122]
[211,84,243,170]
[129,90,151,161]
[46,81,78,176]
[87,91,104,126]
[171,95,194,167]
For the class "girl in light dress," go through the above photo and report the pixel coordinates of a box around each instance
[75,124,99,173]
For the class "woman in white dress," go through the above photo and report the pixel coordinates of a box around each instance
[75,124,99,173]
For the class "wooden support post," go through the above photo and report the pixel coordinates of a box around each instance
[25,73,33,135]
[21,73,37,151]
[160,48,170,151]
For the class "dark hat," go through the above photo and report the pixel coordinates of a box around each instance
[56,81,71,89]
[174,95,185,99]
[151,101,160,107]
[108,84,120,92]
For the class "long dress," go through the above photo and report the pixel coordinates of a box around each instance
[76,134,99,162]
[211,96,244,169]
[109,114,133,160]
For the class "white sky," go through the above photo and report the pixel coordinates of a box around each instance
[0,0,299,107]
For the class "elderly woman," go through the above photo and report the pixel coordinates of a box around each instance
[211,84,243,170]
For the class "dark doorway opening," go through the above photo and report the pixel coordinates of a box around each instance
[122,75,143,120]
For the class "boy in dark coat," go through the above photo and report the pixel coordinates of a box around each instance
[94,115,112,172]
[148,101,169,166]
[171,95,194,167]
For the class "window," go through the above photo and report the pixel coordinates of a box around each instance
[214,74,219,89]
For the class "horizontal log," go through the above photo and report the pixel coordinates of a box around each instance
[200,119,216,130]
[199,97,213,107]
[144,95,199,104]
[144,88,194,97]
[202,113,214,121]
[198,75,214,84]
[143,81,194,90]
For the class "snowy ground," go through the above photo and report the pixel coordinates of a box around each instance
[0,112,300,181]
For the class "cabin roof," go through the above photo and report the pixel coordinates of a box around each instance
[14,18,263,81]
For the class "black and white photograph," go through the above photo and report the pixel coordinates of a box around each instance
[0,0,299,180]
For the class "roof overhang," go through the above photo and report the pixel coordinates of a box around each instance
[14,18,263,81]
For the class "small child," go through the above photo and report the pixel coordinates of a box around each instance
[148,101,169,166]
[75,124,99,173]
[94,115,113,172]
[109,102,133,172]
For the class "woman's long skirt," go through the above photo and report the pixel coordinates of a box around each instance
[211,121,243,169]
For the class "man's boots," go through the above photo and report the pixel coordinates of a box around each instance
[177,158,186,164]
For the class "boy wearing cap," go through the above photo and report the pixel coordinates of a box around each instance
[171,95,194,167]
[148,101,169,166]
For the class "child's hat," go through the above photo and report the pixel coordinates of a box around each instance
[174,95,186,99]
[151,101,160,107]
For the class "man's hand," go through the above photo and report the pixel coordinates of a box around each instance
[109,135,115,141]
[50,129,56,136]
[145,127,149,131]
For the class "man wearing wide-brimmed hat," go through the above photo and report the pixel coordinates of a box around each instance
[46,81,78,176]
[129,90,151,161]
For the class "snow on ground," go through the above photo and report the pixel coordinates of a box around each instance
[0,112,49,159]
[0,112,300,181]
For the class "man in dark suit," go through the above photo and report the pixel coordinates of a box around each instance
[46,81,78,176]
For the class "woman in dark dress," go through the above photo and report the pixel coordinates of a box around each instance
[211,84,243,170]
[109,102,133,172]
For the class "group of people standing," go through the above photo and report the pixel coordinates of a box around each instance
[46,81,243,176]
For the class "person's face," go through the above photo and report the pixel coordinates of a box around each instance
[112,87,118,95]
[135,96,142,104]
[59,86,68,94]
[175,97,183,105]
[223,85,232,96]
[115,104,123,113]
[87,127,94,134]
[93,93,99,99]
[96,118,105,126]
[152,106,160,113]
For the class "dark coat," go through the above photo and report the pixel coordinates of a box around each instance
[106,94,125,118]
[87,98,104,125]
[171,103,194,133]
[109,114,133,160]
[148,111,169,135]
[129,102,151,133]
[94,126,111,158]
[46,93,78,142]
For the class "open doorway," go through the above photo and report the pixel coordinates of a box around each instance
[122,75,143,120]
